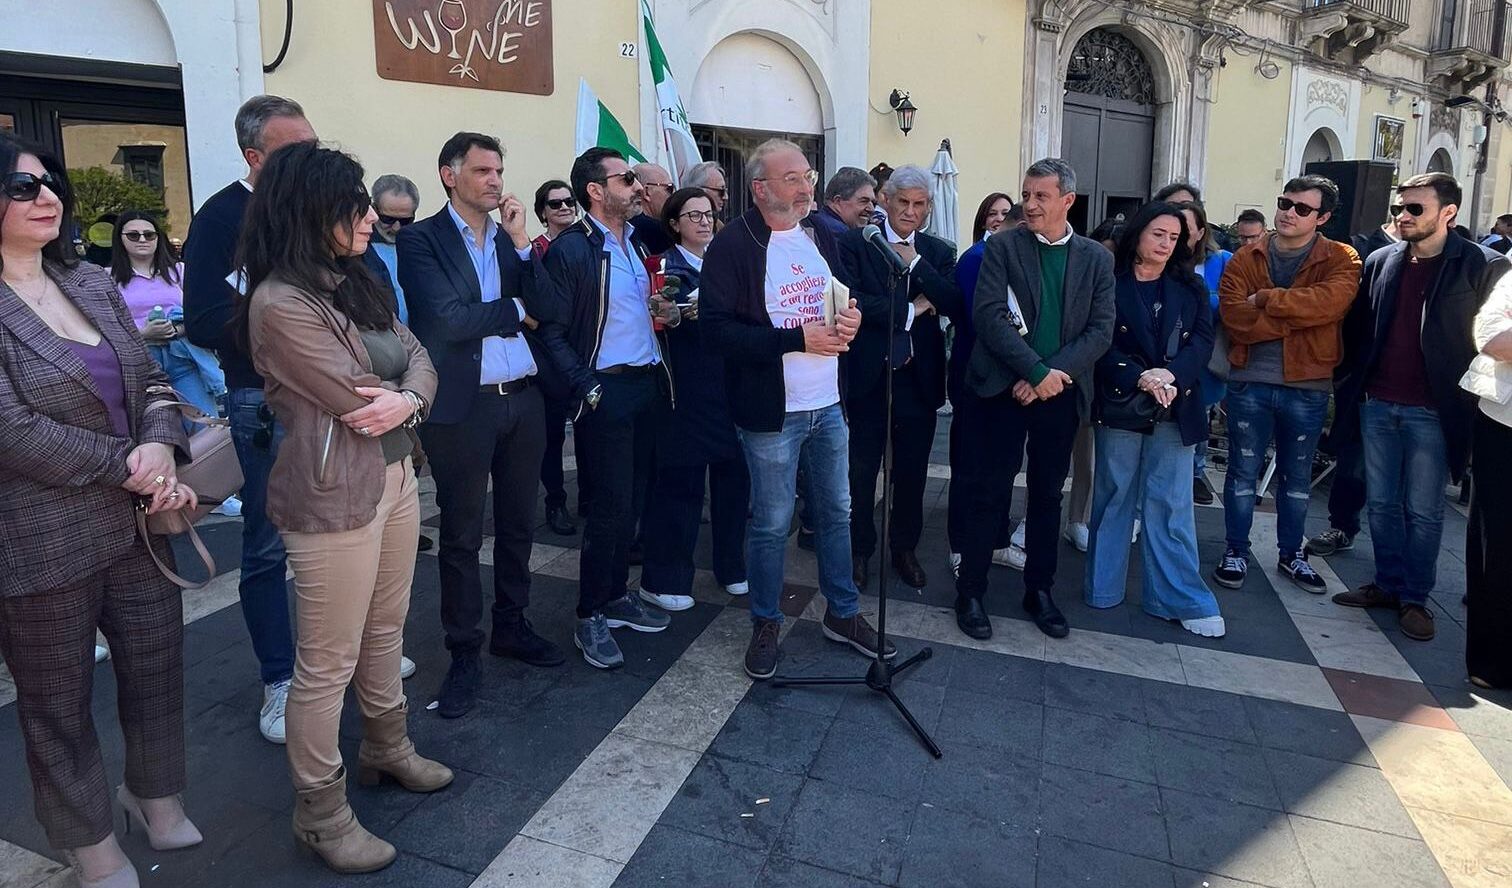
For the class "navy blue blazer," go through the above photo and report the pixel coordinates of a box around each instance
[396,207,565,425]
[1095,269,1215,446]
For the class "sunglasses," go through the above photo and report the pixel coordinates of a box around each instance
[376,213,414,227]
[678,210,715,224]
[4,171,59,202]
[1276,196,1323,217]
[1390,203,1428,217]
[643,183,674,193]
[122,230,159,243]
[598,170,639,188]
[545,197,577,210]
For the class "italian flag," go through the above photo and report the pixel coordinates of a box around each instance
[641,0,702,184]
[575,78,648,163]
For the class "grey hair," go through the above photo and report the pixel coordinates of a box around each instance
[684,160,727,189]
[824,167,876,203]
[234,94,306,152]
[1024,157,1077,195]
[744,140,802,186]
[881,164,932,200]
[372,174,420,206]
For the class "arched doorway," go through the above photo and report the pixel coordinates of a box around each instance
[1060,28,1156,233]
[1301,128,1341,171]
[1428,147,1455,174]
[688,33,825,219]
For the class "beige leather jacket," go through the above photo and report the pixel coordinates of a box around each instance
[249,276,437,533]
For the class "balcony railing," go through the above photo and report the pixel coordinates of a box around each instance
[1303,0,1412,27]
[1435,0,1511,59]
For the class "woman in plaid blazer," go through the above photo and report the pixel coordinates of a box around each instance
[0,135,201,887]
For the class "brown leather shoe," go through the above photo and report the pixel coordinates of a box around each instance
[821,609,896,660]
[1398,604,1436,641]
[1331,583,1398,610]
[892,549,928,589]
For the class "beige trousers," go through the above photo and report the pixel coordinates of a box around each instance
[1067,424,1095,525]
[282,458,419,789]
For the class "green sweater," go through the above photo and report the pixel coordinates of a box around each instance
[1029,240,1067,384]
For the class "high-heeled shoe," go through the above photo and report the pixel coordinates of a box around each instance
[61,850,139,888]
[116,785,203,851]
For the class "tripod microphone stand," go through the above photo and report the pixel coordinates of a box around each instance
[771,233,942,759]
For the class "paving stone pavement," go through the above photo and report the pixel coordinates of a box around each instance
[1,418,1509,888]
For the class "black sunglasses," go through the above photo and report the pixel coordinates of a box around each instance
[122,230,159,243]
[1276,196,1323,217]
[4,171,59,202]
[545,197,577,210]
[1390,203,1428,217]
[598,170,639,187]
[377,213,414,227]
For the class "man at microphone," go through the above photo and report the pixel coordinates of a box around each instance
[836,165,961,592]
[953,158,1114,641]
[702,138,893,680]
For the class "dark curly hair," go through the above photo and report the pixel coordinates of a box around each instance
[0,132,78,274]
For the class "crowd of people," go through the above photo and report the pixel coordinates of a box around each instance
[1,91,1510,884]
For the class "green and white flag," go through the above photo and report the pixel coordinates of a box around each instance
[575,78,648,163]
[641,0,701,184]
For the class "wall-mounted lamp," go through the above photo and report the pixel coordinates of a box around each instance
[889,89,917,136]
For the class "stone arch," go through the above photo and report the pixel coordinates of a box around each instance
[1302,127,1344,171]
[1424,132,1459,174]
[689,32,825,135]
[1427,147,1455,174]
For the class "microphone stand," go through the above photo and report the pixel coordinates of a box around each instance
[771,244,942,759]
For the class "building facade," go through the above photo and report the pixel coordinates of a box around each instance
[1,0,1508,244]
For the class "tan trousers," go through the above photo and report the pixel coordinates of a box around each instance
[282,458,419,789]
[1067,424,1095,526]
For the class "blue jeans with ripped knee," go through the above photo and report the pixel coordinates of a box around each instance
[1221,381,1330,561]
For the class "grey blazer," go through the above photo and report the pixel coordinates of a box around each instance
[966,226,1116,419]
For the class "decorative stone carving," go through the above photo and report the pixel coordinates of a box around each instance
[1306,79,1350,115]
[1431,105,1461,137]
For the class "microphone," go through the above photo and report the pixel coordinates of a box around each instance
[861,223,911,275]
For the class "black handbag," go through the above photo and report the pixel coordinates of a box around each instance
[1096,315,1184,433]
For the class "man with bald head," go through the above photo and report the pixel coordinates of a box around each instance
[629,162,676,254]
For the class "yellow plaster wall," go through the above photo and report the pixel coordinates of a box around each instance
[1203,55,1296,224]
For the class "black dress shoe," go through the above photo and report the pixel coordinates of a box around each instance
[1023,588,1070,639]
[490,620,567,667]
[416,533,434,552]
[892,549,928,589]
[954,596,992,640]
[436,653,479,719]
[852,555,869,591]
[545,504,577,536]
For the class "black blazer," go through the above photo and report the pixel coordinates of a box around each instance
[1334,236,1508,479]
[396,206,564,425]
[1095,269,1215,447]
[835,227,962,410]
[656,247,739,465]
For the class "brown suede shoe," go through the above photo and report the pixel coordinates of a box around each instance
[1331,583,1398,610]
[1398,604,1435,641]
[821,610,897,660]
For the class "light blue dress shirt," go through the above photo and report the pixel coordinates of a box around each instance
[587,215,659,369]
[448,203,537,384]
[368,241,408,326]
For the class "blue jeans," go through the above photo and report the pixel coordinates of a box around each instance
[738,404,860,624]
[1223,381,1330,559]
[227,388,295,685]
[1361,398,1448,605]
[1086,424,1220,620]
[148,341,225,426]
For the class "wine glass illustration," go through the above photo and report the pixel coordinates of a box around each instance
[437,0,478,81]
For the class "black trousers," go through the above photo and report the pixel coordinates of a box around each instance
[948,407,1014,553]
[420,384,546,653]
[1325,431,1367,536]
[575,370,661,617]
[541,393,570,511]
[641,455,749,595]
[955,389,1080,597]
[1467,412,1512,687]
[847,370,937,558]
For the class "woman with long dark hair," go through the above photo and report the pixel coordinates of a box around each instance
[1084,201,1223,637]
[971,192,1015,244]
[237,142,446,874]
[0,133,200,887]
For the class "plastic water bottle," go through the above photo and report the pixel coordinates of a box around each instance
[147,305,166,322]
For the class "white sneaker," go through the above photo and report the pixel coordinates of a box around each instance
[637,584,694,612]
[1181,615,1226,638]
[1064,523,1090,553]
[1132,519,1142,544]
[94,644,110,664]
[994,546,1027,570]
[213,495,243,517]
[724,581,749,596]
[949,552,961,578]
[1010,522,1026,549]
[260,679,290,745]
[399,656,416,680]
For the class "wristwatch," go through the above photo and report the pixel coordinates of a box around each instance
[585,384,604,410]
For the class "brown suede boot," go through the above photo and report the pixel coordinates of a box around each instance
[357,702,455,793]
[292,768,395,874]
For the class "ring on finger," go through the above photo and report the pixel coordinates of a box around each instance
[154,475,167,486]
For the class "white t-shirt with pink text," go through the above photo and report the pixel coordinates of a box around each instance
[764,226,840,412]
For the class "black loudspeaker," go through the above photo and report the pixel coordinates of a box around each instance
[1302,160,1396,244]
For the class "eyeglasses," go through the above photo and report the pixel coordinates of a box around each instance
[545,197,577,210]
[754,170,819,188]
[643,183,674,193]
[122,230,159,243]
[598,170,639,188]
[1276,196,1323,217]
[376,213,414,227]
[703,186,728,197]
[1390,203,1428,217]
[4,171,59,202]
[678,210,715,224]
